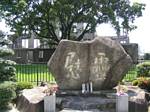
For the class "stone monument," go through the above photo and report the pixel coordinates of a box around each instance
[48,37,133,90]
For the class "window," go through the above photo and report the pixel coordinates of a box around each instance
[39,51,44,58]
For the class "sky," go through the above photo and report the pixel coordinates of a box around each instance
[0,0,149,54]
[96,0,150,54]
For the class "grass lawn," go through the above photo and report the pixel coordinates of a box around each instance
[15,64,55,85]
[123,66,137,82]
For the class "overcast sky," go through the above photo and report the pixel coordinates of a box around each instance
[0,0,149,54]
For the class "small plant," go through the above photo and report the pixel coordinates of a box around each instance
[132,79,139,86]
[0,81,16,109]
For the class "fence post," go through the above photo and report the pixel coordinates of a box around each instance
[37,65,39,86]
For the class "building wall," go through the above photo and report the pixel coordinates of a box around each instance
[8,48,55,64]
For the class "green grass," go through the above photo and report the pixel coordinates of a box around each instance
[123,66,137,82]
[15,64,55,85]
[123,61,150,82]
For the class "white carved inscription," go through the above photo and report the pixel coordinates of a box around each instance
[91,53,110,80]
[65,52,81,79]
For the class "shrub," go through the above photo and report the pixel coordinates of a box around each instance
[16,82,33,93]
[0,81,16,109]
[0,32,16,110]
[137,62,150,77]
[0,32,16,82]
[132,78,150,91]
[144,53,150,60]
[142,79,150,90]
[132,79,139,86]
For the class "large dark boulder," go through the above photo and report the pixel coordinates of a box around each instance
[48,37,133,90]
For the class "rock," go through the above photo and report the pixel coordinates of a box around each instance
[127,86,149,112]
[16,86,149,112]
[16,87,46,112]
[48,37,133,90]
[122,43,138,64]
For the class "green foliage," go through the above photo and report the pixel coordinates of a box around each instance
[132,78,150,91]
[0,31,16,82]
[137,62,150,77]
[16,82,33,93]
[123,66,137,82]
[0,0,145,45]
[132,79,139,86]
[0,31,16,109]
[0,65,16,81]
[0,31,12,46]
[0,48,14,57]
[143,53,150,60]
[0,81,16,109]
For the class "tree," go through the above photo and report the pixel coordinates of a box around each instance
[0,30,16,82]
[144,53,150,60]
[0,0,145,45]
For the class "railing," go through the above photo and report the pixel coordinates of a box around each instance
[15,63,137,86]
[123,65,137,82]
[15,63,55,85]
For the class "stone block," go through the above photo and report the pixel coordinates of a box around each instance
[48,37,133,90]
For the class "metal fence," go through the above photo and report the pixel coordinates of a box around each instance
[15,63,55,85]
[15,63,137,86]
[123,65,137,82]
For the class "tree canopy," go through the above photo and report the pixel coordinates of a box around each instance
[144,53,150,60]
[0,0,145,45]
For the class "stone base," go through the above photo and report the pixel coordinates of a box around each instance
[57,96,116,112]
[16,86,149,112]
[56,87,149,112]
[60,109,113,112]
[56,90,116,97]
[56,90,116,112]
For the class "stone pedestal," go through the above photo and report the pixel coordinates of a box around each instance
[116,94,128,112]
[44,94,56,112]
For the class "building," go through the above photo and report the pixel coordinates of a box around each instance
[7,24,130,63]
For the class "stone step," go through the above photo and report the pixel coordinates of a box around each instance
[56,96,116,111]
[59,109,115,112]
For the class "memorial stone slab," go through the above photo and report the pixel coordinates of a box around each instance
[48,37,133,90]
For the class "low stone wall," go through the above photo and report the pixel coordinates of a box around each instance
[16,86,149,112]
